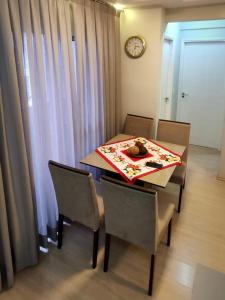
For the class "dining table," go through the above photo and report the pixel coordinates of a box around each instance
[80,134,186,188]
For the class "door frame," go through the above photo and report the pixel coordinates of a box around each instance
[176,38,225,123]
[160,37,174,120]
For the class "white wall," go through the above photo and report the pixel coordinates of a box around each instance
[164,22,181,119]
[180,20,225,39]
[170,20,225,122]
[167,20,225,178]
[120,7,165,134]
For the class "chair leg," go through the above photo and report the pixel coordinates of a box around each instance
[92,229,99,269]
[57,213,64,249]
[148,254,155,296]
[103,233,111,272]
[178,185,183,213]
[167,219,172,247]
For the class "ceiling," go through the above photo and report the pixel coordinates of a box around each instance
[114,0,225,9]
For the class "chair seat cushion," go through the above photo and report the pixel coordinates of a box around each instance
[157,195,175,243]
[169,163,186,185]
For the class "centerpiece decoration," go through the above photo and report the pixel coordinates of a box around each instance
[127,141,148,157]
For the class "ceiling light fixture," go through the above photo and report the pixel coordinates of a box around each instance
[113,3,125,11]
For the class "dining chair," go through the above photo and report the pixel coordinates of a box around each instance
[123,114,154,138]
[48,160,104,269]
[100,175,175,296]
[156,119,191,213]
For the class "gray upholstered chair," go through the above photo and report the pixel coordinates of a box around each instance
[100,176,175,296]
[49,160,104,269]
[156,119,191,213]
[123,114,154,138]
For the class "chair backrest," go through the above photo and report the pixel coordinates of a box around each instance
[123,114,154,138]
[49,160,100,231]
[156,119,191,162]
[100,176,158,253]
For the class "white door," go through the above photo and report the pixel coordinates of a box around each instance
[177,41,225,149]
[160,39,173,119]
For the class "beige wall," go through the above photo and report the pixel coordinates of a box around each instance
[166,4,225,22]
[120,7,165,134]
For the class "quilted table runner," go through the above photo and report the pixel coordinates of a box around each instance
[96,137,181,183]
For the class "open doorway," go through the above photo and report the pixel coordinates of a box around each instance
[160,20,225,150]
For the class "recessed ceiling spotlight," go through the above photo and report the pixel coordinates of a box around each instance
[113,3,125,11]
[182,0,201,2]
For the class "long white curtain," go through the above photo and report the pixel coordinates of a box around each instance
[21,0,77,245]
[4,0,120,246]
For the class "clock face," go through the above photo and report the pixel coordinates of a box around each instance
[125,36,146,58]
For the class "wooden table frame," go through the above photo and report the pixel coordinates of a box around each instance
[80,134,186,188]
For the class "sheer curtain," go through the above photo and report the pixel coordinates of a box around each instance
[20,0,78,246]
[0,0,120,248]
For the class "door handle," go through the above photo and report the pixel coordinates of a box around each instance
[164,97,169,103]
[182,92,189,98]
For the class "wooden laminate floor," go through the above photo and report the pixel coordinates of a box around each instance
[1,145,225,300]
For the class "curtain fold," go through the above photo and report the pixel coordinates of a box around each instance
[0,164,14,291]
[0,0,120,290]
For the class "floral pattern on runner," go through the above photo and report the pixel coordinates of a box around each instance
[96,137,181,183]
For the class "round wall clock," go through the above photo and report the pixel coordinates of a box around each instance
[125,35,146,58]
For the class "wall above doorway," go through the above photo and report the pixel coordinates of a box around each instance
[112,0,225,9]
